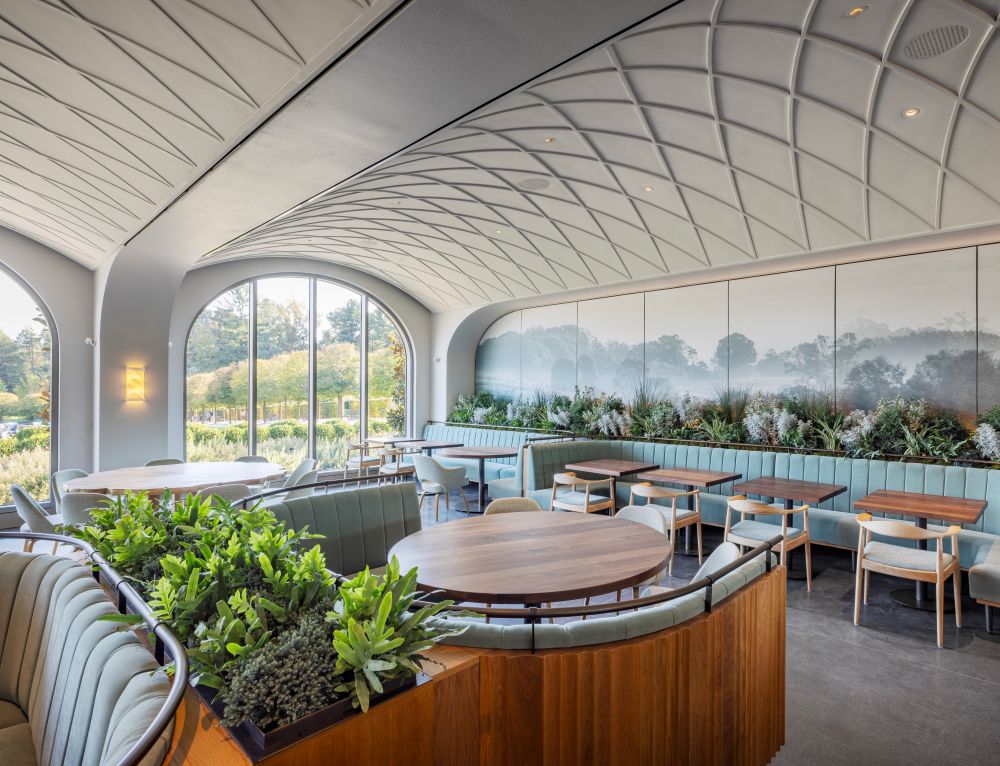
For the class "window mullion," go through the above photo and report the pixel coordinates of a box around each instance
[248,280,257,456]
[360,294,368,444]
[308,278,317,462]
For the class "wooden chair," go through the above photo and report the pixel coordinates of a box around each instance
[377,447,416,484]
[725,495,812,591]
[627,482,702,575]
[854,514,961,648]
[550,472,614,515]
[344,443,380,484]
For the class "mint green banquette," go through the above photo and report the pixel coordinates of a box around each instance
[488,439,1000,573]
[419,423,556,484]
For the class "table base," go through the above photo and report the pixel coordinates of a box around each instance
[890,587,955,613]
[673,527,700,557]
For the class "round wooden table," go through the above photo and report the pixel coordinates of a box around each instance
[389,512,670,605]
[62,461,286,496]
[435,446,519,511]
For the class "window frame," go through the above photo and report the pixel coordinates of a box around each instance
[182,273,412,462]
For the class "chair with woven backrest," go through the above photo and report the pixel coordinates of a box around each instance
[725,495,812,591]
[50,468,88,513]
[412,454,470,520]
[196,483,253,504]
[484,497,542,514]
[59,492,112,526]
[144,457,184,466]
[10,484,61,553]
[854,513,961,648]
[550,472,614,515]
[627,482,703,576]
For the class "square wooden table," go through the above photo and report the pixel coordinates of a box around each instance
[637,467,743,555]
[855,490,987,611]
[731,477,847,580]
[563,459,659,511]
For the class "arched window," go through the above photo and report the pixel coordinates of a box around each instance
[0,268,53,504]
[185,276,409,472]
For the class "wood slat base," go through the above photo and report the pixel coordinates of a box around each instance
[166,570,785,766]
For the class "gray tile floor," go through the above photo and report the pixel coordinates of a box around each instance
[425,484,1000,766]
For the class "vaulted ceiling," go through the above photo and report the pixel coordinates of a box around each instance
[203,0,1000,311]
[0,0,395,266]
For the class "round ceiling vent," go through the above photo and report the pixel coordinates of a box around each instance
[903,25,970,59]
[517,176,551,191]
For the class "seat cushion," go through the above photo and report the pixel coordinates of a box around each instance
[552,491,611,507]
[730,519,803,542]
[970,564,1000,603]
[863,541,954,572]
[0,701,26,730]
[0,722,35,766]
[487,477,520,500]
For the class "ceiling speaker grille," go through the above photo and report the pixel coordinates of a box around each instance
[904,25,970,59]
[517,176,551,191]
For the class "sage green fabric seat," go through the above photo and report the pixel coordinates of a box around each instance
[267,483,421,575]
[863,541,955,572]
[0,551,173,766]
[730,519,804,543]
[969,538,1000,603]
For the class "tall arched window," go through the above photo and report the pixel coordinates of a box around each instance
[0,268,53,504]
[185,276,409,472]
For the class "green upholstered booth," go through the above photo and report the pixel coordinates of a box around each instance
[267,482,422,575]
[419,423,558,484]
[0,551,174,766]
[496,440,1000,573]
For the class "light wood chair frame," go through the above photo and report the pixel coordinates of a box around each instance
[725,495,813,591]
[853,513,961,648]
[344,443,381,485]
[628,482,703,576]
[549,472,615,515]
[376,447,416,484]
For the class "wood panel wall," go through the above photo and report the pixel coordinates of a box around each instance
[167,569,785,766]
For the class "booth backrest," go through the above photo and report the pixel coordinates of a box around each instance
[0,551,173,766]
[524,440,1000,537]
[421,423,552,466]
[268,483,422,575]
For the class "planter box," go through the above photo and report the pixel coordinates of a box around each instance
[194,675,418,761]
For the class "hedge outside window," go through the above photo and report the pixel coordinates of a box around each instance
[185,276,408,472]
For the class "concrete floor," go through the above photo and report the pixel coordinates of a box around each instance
[424,484,1000,766]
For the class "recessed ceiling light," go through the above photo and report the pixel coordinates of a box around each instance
[903,107,920,118]
[495,229,503,234]
[846,6,867,17]
[643,185,654,192]
[544,137,556,143]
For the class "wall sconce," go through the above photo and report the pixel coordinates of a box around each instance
[124,366,145,401]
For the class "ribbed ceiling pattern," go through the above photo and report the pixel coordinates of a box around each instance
[211,0,1000,312]
[0,0,385,265]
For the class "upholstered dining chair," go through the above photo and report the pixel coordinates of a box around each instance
[50,468,88,513]
[412,454,470,520]
[642,541,744,597]
[725,495,812,591]
[282,469,320,501]
[59,492,112,526]
[484,497,542,514]
[377,447,416,484]
[11,484,61,553]
[614,505,670,599]
[550,472,614,514]
[235,455,268,463]
[196,483,253,503]
[627,482,703,575]
[144,457,184,466]
[854,514,961,648]
[252,457,315,491]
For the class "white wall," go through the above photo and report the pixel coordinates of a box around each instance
[167,258,432,454]
[0,228,94,472]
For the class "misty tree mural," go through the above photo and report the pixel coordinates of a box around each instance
[475,246,994,421]
[835,249,976,414]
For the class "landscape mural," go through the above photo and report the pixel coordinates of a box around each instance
[475,246,997,421]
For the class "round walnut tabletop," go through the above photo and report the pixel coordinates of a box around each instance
[62,461,286,496]
[389,512,670,604]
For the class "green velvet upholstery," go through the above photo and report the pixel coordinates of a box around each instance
[519,440,1000,569]
[267,483,421,576]
[0,552,173,766]
[420,424,553,484]
[436,553,770,650]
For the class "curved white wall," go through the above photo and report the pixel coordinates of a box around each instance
[167,258,432,455]
[0,228,94,473]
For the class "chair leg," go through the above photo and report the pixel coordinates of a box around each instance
[953,572,962,628]
[696,522,703,565]
[668,527,676,577]
[461,489,470,514]
[51,541,58,555]
[485,602,491,625]
[582,595,590,621]
[987,605,996,634]
[546,602,553,624]
[804,542,812,592]
[853,561,864,626]
[434,494,440,522]
[23,538,32,552]
[936,576,945,648]
[863,570,870,605]
[418,491,426,509]
[445,491,450,511]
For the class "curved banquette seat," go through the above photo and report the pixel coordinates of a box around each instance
[266,482,422,575]
[420,424,551,484]
[437,545,772,650]
[0,551,173,766]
